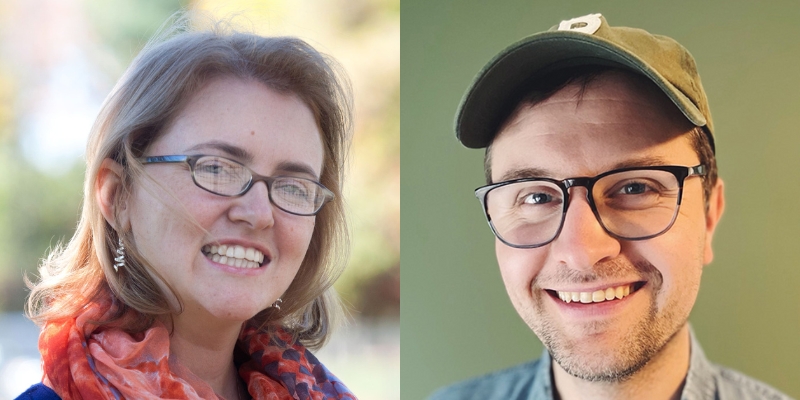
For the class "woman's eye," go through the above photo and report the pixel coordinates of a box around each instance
[279,183,309,197]
[199,164,225,174]
[522,193,552,204]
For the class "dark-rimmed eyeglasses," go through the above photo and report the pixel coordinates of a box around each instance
[138,155,333,216]
[474,165,706,248]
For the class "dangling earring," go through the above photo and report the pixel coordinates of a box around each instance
[271,298,283,310]
[114,237,125,273]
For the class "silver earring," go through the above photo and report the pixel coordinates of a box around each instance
[114,237,125,273]
[271,298,283,310]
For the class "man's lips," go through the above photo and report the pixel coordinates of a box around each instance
[546,281,646,304]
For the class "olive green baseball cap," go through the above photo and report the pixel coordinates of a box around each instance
[455,13,714,152]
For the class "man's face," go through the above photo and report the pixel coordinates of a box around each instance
[489,71,724,381]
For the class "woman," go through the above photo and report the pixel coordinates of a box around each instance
[18,18,356,400]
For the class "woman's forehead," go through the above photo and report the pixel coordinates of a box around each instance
[149,76,325,175]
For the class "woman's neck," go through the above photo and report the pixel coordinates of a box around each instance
[165,310,246,399]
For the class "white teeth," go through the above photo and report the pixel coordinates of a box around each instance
[580,292,592,303]
[234,246,245,259]
[556,284,637,304]
[203,243,266,268]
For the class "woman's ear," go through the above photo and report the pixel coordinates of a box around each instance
[96,158,130,231]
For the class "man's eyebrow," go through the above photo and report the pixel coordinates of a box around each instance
[609,156,671,170]
[185,140,253,164]
[494,156,672,183]
[496,167,553,183]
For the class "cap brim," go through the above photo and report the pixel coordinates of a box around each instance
[456,31,707,148]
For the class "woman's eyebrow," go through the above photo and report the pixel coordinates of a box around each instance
[274,161,320,179]
[185,140,253,163]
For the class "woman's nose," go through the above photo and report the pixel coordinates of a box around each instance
[548,188,621,270]
[228,181,276,230]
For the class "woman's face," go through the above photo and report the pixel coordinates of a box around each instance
[124,76,323,323]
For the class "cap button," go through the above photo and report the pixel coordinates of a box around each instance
[557,13,602,35]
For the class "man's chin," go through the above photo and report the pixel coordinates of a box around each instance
[540,318,687,384]
[551,344,651,383]
[534,316,663,382]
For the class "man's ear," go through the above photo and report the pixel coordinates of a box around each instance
[703,178,725,265]
[96,158,131,231]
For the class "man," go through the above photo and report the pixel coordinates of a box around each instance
[431,14,793,400]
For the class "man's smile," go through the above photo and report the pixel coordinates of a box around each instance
[547,281,647,304]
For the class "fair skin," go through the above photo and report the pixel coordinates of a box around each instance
[489,71,725,400]
[96,76,324,399]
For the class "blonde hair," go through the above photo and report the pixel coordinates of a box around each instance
[26,19,352,349]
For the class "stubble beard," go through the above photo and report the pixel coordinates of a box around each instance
[524,259,686,383]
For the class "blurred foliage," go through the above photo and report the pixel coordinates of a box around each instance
[0,150,84,311]
[0,0,399,320]
[83,0,189,72]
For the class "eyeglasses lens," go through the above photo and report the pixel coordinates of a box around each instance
[192,156,324,215]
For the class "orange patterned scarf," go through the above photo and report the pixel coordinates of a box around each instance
[39,299,356,400]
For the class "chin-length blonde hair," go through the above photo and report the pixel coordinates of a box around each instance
[26,18,352,349]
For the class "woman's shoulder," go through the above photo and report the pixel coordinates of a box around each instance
[14,383,61,400]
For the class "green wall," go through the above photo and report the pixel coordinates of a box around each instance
[400,0,800,399]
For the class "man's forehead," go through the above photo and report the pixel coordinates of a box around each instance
[499,71,689,137]
[487,72,697,182]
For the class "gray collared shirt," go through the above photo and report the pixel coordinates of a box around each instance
[429,330,794,400]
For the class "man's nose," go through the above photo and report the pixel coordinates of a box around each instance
[548,188,621,269]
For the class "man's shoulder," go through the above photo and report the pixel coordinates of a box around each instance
[429,357,550,400]
[711,364,795,400]
[687,331,795,400]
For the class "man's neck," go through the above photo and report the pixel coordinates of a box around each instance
[552,324,691,400]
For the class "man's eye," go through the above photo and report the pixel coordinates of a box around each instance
[620,182,648,195]
[522,193,553,204]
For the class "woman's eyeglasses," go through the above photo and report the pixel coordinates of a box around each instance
[139,155,333,216]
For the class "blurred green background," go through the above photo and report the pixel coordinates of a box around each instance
[0,0,398,398]
[401,0,800,399]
